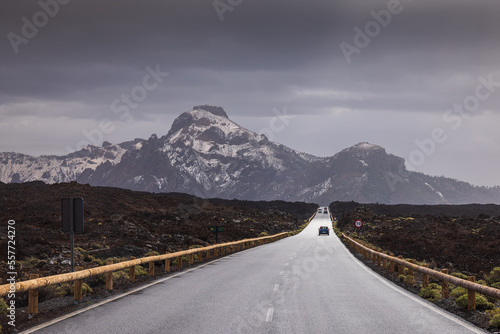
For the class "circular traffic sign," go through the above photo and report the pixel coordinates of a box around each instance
[354,220,363,228]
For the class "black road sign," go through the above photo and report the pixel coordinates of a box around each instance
[62,198,84,233]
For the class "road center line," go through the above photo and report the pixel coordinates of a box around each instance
[279,271,284,276]
[266,308,274,322]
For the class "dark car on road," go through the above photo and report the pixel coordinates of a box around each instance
[318,226,330,235]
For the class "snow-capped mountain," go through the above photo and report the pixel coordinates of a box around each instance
[2,105,500,204]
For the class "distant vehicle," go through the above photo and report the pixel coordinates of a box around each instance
[318,209,322,214]
[324,210,328,214]
[318,226,330,235]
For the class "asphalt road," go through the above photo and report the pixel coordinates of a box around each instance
[26,209,487,334]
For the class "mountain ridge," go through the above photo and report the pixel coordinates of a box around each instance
[2,105,500,204]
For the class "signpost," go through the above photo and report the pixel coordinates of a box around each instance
[210,225,224,243]
[354,219,363,229]
[62,198,84,272]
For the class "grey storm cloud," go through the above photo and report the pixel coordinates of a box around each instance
[2,0,500,110]
[1,0,500,186]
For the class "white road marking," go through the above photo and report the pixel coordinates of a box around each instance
[280,271,284,276]
[274,284,279,291]
[266,308,274,322]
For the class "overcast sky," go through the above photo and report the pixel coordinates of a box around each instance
[1,0,500,187]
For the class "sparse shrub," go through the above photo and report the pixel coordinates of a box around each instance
[451,272,468,280]
[404,275,415,286]
[38,285,58,302]
[487,308,500,328]
[474,295,495,310]
[477,279,487,286]
[87,274,106,287]
[89,243,102,249]
[486,307,500,319]
[259,232,269,237]
[403,268,409,275]
[74,247,86,254]
[135,265,147,276]
[112,270,129,281]
[56,283,72,297]
[0,299,8,314]
[487,267,500,284]
[491,314,500,328]
[398,275,406,282]
[84,254,95,262]
[491,282,500,289]
[19,256,41,268]
[419,286,441,301]
[70,283,93,296]
[91,257,105,266]
[428,283,441,290]
[451,287,467,299]
[145,251,160,257]
[455,294,494,310]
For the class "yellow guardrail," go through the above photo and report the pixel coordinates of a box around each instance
[342,233,500,310]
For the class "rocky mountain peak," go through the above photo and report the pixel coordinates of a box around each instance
[344,142,385,153]
[193,105,228,118]
[166,105,230,139]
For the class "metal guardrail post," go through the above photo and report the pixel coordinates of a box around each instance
[165,254,171,272]
[28,274,39,318]
[106,260,113,291]
[441,269,449,298]
[422,264,429,288]
[468,276,476,310]
[129,257,136,281]
[74,266,83,301]
[149,261,155,276]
